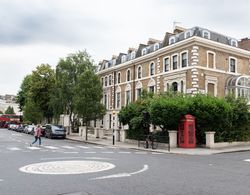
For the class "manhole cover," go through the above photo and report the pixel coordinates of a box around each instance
[19,160,115,175]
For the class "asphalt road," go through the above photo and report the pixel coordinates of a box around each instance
[0,128,250,195]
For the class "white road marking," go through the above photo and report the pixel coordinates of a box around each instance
[19,160,115,175]
[77,146,89,149]
[43,146,59,150]
[61,146,75,149]
[151,152,163,155]
[7,147,22,151]
[91,164,149,180]
[101,151,114,154]
[244,159,250,162]
[84,151,97,154]
[118,151,131,154]
[27,146,41,150]
[63,152,79,154]
[135,152,148,154]
[93,146,104,149]
[0,179,3,182]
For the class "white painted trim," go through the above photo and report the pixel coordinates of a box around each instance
[205,76,218,97]
[228,56,237,73]
[180,50,189,68]
[117,71,121,84]
[163,56,170,72]
[149,61,155,76]
[184,30,192,39]
[169,36,176,45]
[108,74,112,86]
[142,48,147,56]
[126,68,131,82]
[137,65,142,79]
[202,30,210,39]
[154,43,160,51]
[206,51,216,69]
[171,53,179,70]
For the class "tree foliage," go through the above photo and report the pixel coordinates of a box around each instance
[5,106,15,114]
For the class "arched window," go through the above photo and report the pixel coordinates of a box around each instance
[108,75,112,85]
[150,62,155,76]
[127,69,131,81]
[104,76,108,87]
[117,72,121,84]
[137,66,142,79]
[172,82,178,92]
[169,36,175,45]
[181,81,184,93]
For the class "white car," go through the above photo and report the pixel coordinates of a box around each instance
[24,125,36,134]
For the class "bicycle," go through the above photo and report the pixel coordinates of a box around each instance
[143,135,158,149]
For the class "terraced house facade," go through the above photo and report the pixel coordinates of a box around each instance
[96,26,250,131]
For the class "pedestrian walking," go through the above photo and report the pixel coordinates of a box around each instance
[30,124,42,146]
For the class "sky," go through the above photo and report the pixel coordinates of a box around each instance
[0,0,249,95]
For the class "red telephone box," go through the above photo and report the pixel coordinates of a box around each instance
[178,114,196,148]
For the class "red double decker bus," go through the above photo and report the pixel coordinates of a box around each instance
[0,114,22,128]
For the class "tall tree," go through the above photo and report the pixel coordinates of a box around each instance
[53,50,97,131]
[16,75,32,112]
[29,64,55,123]
[73,69,105,128]
[5,106,15,114]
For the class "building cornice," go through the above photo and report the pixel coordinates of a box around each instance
[97,36,250,75]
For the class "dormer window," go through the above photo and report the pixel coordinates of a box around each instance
[105,62,109,68]
[112,59,116,65]
[184,30,192,39]
[169,36,176,45]
[202,30,210,39]
[142,48,147,55]
[121,55,127,63]
[230,39,238,47]
[131,51,136,59]
[154,43,159,51]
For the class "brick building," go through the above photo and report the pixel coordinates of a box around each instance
[96,26,250,131]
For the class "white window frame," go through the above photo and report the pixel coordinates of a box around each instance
[163,56,170,72]
[147,79,156,93]
[154,43,159,51]
[230,39,238,47]
[149,61,155,76]
[171,53,179,70]
[205,76,218,97]
[121,55,127,63]
[124,84,131,106]
[135,81,142,100]
[104,76,108,87]
[229,56,237,73]
[169,36,176,45]
[108,74,112,86]
[202,30,210,39]
[206,51,216,69]
[184,30,192,39]
[180,50,188,68]
[115,86,121,109]
[126,69,131,82]
[131,51,136,59]
[117,72,121,84]
[141,48,147,56]
[137,65,142,79]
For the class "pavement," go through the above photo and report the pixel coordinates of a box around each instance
[66,135,250,155]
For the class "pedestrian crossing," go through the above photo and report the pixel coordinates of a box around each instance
[2,144,164,155]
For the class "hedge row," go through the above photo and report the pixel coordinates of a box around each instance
[118,93,250,144]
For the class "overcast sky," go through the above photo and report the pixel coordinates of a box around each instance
[0,0,249,95]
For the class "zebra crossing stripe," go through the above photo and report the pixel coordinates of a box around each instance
[244,159,250,162]
[43,146,59,150]
[61,146,75,149]
[77,146,89,149]
[101,151,114,154]
[8,147,22,151]
[93,146,104,149]
[27,146,41,150]
[84,151,97,154]
[118,151,131,154]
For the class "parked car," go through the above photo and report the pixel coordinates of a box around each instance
[24,125,36,134]
[45,124,66,139]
